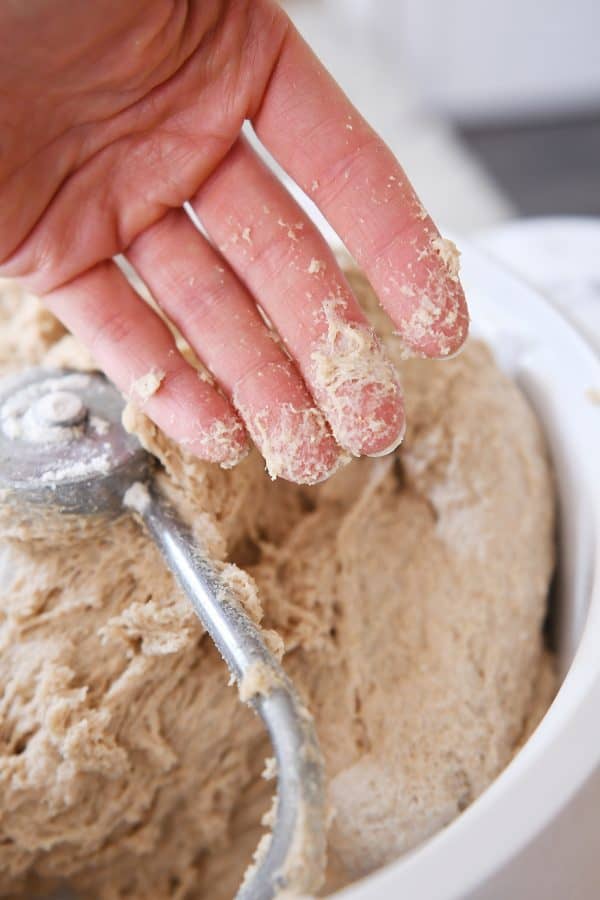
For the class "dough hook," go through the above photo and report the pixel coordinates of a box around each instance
[0,367,326,900]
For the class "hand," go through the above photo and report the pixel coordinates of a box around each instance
[0,0,468,484]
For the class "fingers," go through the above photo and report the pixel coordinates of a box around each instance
[252,24,469,358]
[43,260,249,467]
[0,3,289,295]
[127,210,342,484]
[192,138,405,458]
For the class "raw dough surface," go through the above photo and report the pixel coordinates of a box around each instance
[0,272,555,899]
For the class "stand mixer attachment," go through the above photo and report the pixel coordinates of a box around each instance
[0,367,327,900]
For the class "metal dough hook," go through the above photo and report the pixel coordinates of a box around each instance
[0,367,326,900]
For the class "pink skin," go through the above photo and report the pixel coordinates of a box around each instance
[192,137,405,457]
[128,210,341,482]
[46,261,249,466]
[0,0,468,483]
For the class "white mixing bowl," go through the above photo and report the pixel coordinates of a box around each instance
[335,240,600,899]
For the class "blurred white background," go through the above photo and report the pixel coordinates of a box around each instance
[284,0,600,232]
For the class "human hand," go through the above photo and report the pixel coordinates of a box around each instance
[0,0,468,484]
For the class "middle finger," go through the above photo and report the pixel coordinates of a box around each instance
[192,137,405,458]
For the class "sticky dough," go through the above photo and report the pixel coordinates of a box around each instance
[0,271,555,899]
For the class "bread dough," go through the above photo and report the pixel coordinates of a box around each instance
[0,271,555,899]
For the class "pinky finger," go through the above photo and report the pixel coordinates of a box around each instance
[43,261,249,467]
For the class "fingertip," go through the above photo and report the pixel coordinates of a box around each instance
[240,400,343,485]
[363,397,406,457]
[140,367,251,468]
[181,410,250,468]
[334,380,405,458]
[393,261,470,359]
[411,288,470,359]
[308,311,405,457]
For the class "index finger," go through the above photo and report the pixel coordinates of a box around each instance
[252,22,468,358]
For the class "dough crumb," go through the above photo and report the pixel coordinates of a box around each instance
[130,368,165,405]
[238,660,281,703]
[90,415,109,436]
[123,481,151,515]
[261,794,279,829]
[197,366,215,385]
[240,833,273,894]
[262,756,278,781]
[307,259,325,275]
[431,236,461,282]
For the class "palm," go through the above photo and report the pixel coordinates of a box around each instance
[0,0,468,484]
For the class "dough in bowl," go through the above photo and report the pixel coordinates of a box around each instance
[0,270,555,898]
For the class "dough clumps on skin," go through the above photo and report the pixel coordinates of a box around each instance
[309,297,404,456]
[0,270,555,899]
[130,368,165,405]
[431,236,461,282]
[233,391,344,485]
